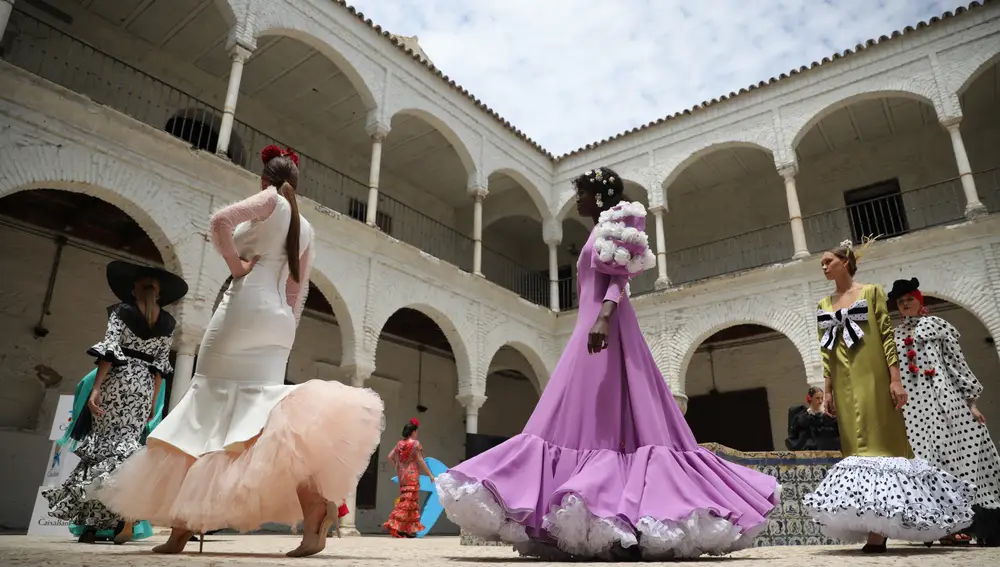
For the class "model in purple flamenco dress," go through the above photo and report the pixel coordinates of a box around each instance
[435,167,780,560]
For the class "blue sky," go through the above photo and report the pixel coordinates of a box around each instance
[347,1,965,155]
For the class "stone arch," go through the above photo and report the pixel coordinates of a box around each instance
[368,303,474,395]
[788,88,940,151]
[211,0,237,25]
[0,144,215,331]
[948,39,1000,97]
[306,267,362,370]
[253,15,380,110]
[667,304,815,394]
[483,340,551,395]
[484,167,551,224]
[659,141,777,205]
[387,107,478,176]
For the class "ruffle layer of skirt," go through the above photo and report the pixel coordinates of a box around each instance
[97,380,384,533]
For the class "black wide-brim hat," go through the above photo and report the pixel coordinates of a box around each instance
[887,277,920,304]
[106,260,189,307]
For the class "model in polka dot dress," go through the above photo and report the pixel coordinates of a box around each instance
[890,278,1000,545]
[802,243,975,553]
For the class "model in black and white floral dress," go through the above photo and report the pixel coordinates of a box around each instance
[44,261,187,543]
[889,278,1000,545]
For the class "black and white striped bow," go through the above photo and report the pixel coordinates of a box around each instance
[817,302,868,350]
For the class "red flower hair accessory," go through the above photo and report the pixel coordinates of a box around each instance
[260,144,300,167]
[903,337,914,346]
[409,418,419,427]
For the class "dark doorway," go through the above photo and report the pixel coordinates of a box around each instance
[686,387,773,452]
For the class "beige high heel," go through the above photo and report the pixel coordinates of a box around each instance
[286,501,337,557]
[152,529,200,554]
[113,521,134,545]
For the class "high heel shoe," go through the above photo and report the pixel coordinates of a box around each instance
[286,501,337,557]
[862,538,888,553]
[113,520,134,545]
[152,529,199,554]
[77,526,97,544]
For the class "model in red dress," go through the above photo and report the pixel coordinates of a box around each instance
[384,419,435,538]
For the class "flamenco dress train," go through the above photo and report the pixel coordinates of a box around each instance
[435,202,780,560]
[98,187,384,533]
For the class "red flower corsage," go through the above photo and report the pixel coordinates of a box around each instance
[906,349,916,359]
[904,337,914,346]
[409,418,419,427]
[908,363,919,374]
[924,368,936,377]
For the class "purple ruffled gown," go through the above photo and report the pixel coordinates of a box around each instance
[436,204,780,560]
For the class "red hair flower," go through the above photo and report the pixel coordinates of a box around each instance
[409,418,419,427]
[260,145,300,167]
[903,337,914,346]
[924,368,936,377]
[906,350,916,359]
[908,363,919,374]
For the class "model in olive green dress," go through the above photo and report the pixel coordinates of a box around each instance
[818,283,911,459]
[802,244,974,552]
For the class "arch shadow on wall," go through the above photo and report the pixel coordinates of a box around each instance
[484,167,551,225]
[673,316,814,395]
[253,26,379,110]
[389,108,478,176]
[0,182,183,280]
[370,303,473,394]
[659,141,777,205]
[485,341,550,395]
[790,90,938,150]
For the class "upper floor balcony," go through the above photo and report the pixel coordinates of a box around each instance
[2,0,999,312]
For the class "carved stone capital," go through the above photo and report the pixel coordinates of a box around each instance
[339,364,375,387]
[456,393,488,412]
[777,163,798,181]
[940,116,962,131]
[542,217,562,246]
[365,119,391,141]
[468,185,488,201]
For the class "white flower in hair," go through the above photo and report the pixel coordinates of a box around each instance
[840,239,853,248]
[609,176,615,183]
[608,188,615,195]
[584,170,593,176]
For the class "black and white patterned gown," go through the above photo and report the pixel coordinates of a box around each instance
[43,302,174,529]
[894,315,1000,511]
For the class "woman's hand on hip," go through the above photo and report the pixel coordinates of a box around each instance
[229,256,260,279]
[588,316,610,354]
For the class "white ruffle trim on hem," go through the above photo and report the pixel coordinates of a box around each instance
[436,472,778,560]
[803,455,975,543]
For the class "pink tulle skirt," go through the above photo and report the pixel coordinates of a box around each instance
[97,380,384,533]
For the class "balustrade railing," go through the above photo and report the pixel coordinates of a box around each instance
[3,11,543,304]
[802,177,970,252]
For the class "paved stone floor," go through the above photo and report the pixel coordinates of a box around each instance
[1,535,998,566]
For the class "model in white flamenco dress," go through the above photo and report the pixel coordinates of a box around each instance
[98,146,384,557]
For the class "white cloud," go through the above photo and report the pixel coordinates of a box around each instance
[347,0,964,155]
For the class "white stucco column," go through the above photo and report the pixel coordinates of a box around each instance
[215,45,252,157]
[168,337,199,410]
[942,118,987,218]
[547,242,560,312]
[542,218,562,312]
[456,393,487,435]
[778,165,810,259]
[673,393,689,416]
[0,1,14,45]
[364,122,390,227]
[649,206,670,290]
[336,365,372,537]
[470,186,488,276]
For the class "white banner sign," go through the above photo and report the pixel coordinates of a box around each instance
[26,486,72,537]
[49,395,75,441]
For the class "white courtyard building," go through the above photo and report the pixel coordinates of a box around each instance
[0,0,998,537]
